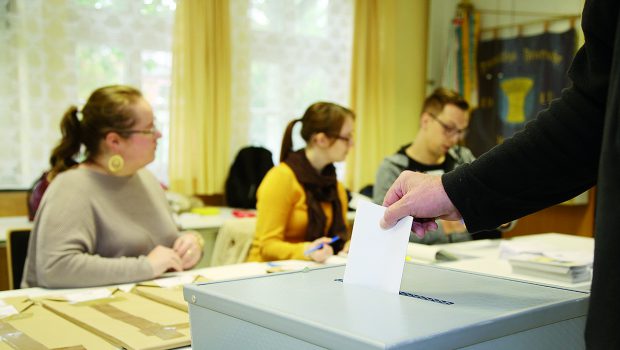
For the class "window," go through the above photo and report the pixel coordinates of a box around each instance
[0,0,175,189]
[230,0,354,176]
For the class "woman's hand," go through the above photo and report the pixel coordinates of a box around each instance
[147,245,183,277]
[307,237,335,263]
[173,232,203,270]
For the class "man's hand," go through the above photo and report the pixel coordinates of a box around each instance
[381,171,462,238]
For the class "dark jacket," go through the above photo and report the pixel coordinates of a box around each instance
[443,1,619,348]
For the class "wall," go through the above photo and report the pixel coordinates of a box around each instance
[0,191,28,217]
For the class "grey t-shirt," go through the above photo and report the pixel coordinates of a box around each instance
[22,167,180,288]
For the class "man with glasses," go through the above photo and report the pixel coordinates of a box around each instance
[373,88,506,244]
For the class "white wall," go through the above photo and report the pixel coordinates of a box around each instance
[426,0,584,95]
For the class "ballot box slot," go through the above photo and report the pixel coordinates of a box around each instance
[334,278,454,305]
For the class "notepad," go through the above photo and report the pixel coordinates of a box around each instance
[343,200,412,294]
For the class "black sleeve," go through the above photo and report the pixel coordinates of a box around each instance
[442,0,616,232]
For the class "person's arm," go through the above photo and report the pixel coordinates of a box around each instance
[254,166,310,261]
[443,1,614,232]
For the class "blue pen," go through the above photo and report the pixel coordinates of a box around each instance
[304,236,341,256]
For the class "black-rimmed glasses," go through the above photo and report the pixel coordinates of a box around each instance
[428,112,468,139]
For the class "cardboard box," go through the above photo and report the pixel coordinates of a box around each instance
[0,296,116,349]
[40,290,191,350]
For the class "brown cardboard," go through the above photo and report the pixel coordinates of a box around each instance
[0,297,116,350]
[133,276,209,312]
[40,290,191,350]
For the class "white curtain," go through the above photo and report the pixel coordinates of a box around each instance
[229,0,354,172]
[0,0,175,189]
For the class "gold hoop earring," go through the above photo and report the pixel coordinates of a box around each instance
[107,154,124,173]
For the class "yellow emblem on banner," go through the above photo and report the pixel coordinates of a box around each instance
[500,77,533,124]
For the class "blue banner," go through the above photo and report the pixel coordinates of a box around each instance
[466,29,576,156]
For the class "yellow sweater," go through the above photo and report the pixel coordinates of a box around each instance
[246,163,349,262]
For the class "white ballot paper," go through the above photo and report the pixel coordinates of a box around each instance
[343,200,413,294]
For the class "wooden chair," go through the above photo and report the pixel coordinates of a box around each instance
[210,218,256,267]
[6,229,31,289]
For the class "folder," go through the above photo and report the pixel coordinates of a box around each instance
[0,296,116,349]
[39,290,191,350]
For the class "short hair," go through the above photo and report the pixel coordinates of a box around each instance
[421,88,469,116]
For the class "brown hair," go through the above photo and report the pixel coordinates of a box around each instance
[422,87,469,116]
[279,102,355,162]
[48,85,143,179]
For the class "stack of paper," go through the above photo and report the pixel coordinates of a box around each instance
[508,254,592,283]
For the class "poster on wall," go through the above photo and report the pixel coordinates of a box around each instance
[465,29,576,157]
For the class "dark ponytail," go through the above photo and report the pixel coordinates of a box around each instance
[279,102,355,163]
[279,119,300,162]
[49,106,82,180]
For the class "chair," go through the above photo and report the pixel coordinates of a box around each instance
[6,229,31,289]
[210,218,256,267]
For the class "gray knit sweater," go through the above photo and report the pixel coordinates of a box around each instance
[22,167,180,288]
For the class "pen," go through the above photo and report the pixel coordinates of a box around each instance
[304,236,341,256]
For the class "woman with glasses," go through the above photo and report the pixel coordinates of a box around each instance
[247,102,355,263]
[22,85,203,288]
[373,88,510,244]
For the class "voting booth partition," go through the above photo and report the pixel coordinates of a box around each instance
[184,263,589,350]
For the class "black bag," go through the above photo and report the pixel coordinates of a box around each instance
[225,146,274,209]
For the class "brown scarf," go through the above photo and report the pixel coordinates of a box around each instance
[284,150,346,252]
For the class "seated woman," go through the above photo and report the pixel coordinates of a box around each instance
[22,85,203,288]
[247,102,355,263]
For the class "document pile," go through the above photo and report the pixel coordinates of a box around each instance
[508,254,592,283]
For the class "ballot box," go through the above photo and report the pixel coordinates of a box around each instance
[184,263,589,350]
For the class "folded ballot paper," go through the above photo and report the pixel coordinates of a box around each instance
[39,288,191,350]
[344,200,412,294]
[0,296,117,349]
[508,253,592,283]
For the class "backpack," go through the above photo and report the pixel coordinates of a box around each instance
[225,146,274,209]
[26,171,50,221]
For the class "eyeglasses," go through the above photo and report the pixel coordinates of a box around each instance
[332,134,354,144]
[120,125,159,136]
[428,112,468,139]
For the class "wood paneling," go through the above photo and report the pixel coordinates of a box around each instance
[0,246,8,291]
[505,188,596,238]
[0,191,28,217]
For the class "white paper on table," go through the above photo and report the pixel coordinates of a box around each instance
[152,275,197,288]
[63,288,113,303]
[343,200,413,294]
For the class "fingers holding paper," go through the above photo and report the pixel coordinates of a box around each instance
[380,171,462,237]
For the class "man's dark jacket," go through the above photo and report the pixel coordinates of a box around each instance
[443,0,620,348]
